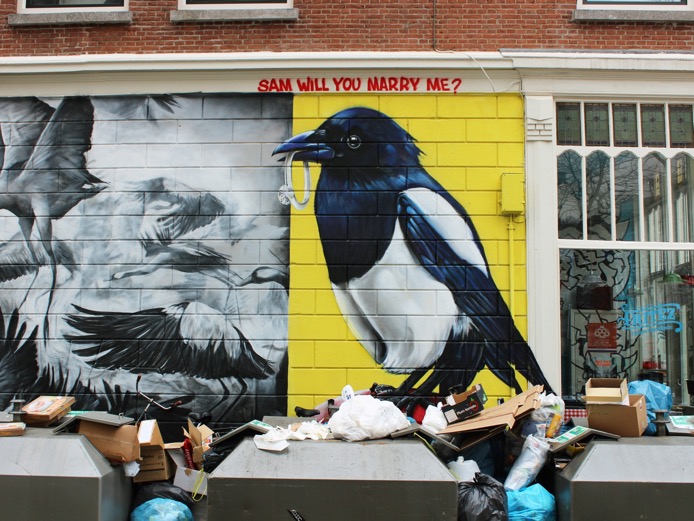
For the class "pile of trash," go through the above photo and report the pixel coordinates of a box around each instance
[4,377,676,520]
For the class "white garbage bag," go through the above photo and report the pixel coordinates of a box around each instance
[328,395,410,441]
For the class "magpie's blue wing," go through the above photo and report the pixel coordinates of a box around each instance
[397,188,551,393]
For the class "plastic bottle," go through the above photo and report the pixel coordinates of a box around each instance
[447,457,480,482]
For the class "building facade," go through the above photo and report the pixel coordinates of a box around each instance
[1,0,693,426]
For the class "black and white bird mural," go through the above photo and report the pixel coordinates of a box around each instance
[274,107,552,398]
[0,94,291,426]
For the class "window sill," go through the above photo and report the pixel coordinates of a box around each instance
[9,11,132,26]
[170,8,298,23]
[572,9,694,22]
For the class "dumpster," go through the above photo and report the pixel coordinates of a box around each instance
[0,427,132,521]
[555,437,694,521]
[208,438,458,521]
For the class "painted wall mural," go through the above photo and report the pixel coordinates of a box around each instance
[0,94,291,427]
[0,91,550,429]
[276,106,552,403]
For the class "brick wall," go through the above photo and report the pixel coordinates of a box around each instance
[0,0,693,57]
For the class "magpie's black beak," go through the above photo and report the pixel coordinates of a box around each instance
[272,130,335,163]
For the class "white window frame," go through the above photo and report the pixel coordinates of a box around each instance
[177,0,293,10]
[17,0,128,14]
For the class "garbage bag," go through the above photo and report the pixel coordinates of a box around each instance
[132,482,194,511]
[457,473,508,521]
[504,435,550,491]
[507,484,556,521]
[130,498,193,521]
[628,380,672,436]
[327,394,409,441]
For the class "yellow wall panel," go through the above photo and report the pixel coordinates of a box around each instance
[467,118,524,143]
[286,93,529,410]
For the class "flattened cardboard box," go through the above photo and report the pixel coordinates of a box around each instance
[587,393,648,437]
[78,420,140,463]
[584,378,629,405]
[440,385,543,436]
[22,396,75,425]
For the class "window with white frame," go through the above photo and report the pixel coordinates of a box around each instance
[556,101,694,406]
[19,0,127,13]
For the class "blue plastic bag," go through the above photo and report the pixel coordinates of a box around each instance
[507,484,556,521]
[628,380,672,436]
[130,498,193,521]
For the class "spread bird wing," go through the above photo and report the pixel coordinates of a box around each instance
[397,188,552,393]
[23,97,101,188]
[0,234,76,282]
[0,97,55,174]
[64,303,273,381]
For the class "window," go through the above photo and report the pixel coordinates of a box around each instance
[557,101,694,406]
[18,0,127,12]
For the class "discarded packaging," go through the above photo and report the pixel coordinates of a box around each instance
[442,384,486,424]
[167,448,208,497]
[22,396,75,425]
[134,419,175,483]
[78,420,140,463]
[0,422,25,436]
[584,378,629,405]
[441,386,542,438]
[184,419,214,464]
[587,394,648,437]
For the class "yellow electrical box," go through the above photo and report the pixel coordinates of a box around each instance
[500,172,524,215]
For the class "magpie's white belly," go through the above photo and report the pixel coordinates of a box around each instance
[333,224,469,373]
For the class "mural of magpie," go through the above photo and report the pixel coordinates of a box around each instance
[273,107,553,396]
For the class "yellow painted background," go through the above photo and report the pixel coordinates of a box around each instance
[286,93,528,412]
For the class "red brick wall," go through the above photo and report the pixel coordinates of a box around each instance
[1,0,693,56]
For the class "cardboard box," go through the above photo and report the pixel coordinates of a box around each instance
[441,384,486,424]
[183,419,214,464]
[584,378,629,404]
[134,420,174,483]
[78,420,140,463]
[0,422,25,436]
[168,448,208,497]
[22,396,75,425]
[587,394,648,437]
[440,385,544,449]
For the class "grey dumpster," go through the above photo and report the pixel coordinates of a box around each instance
[0,427,132,521]
[555,437,694,521]
[208,438,458,521]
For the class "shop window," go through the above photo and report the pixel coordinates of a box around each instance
[557,101,694,407]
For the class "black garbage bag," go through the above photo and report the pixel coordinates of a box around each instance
[131,482,194,512]
[457,472,508,521]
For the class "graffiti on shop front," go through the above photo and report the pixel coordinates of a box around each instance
[619,303,682,334]
[274,106,553,397]
[0,94,290,425]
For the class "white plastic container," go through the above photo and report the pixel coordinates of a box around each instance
[447,457,480,482]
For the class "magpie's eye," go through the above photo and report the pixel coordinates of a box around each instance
[345,135,361,149]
